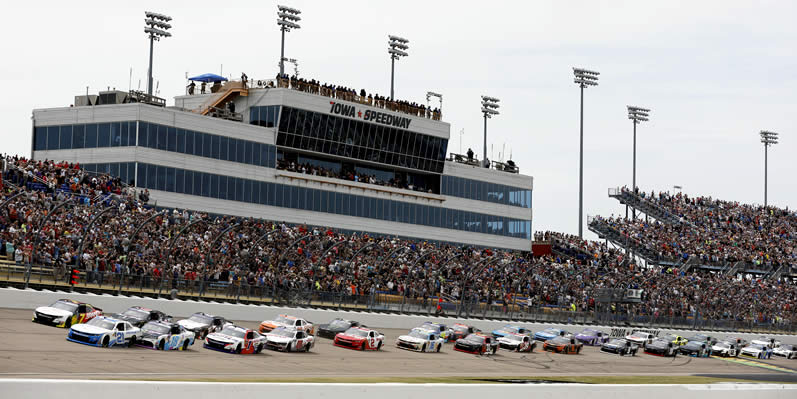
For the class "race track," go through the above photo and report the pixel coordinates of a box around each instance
[1,308,795,382]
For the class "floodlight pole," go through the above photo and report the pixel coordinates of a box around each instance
[764,141,768,207]
[280,28,286,76]
[147,36,155,96]
[390,56,396,100]
[483,114,488,167]
[760,130,779,207]
[629,119,637,219]
[578,84,584,238]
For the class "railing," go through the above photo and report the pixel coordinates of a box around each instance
[1,262,793,334]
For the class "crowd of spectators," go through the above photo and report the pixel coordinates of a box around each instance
[276,158,434,193]
[1,155,795,328]
[591,187,796,272]
[275,73,442,121]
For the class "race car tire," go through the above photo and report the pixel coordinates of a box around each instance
[182,340,190,351]
[287,343,293,352]
[576,346,581,354]
[65,318,72,329]
[491,347,497,355]
[436,344,441,353]
[235,344,242,354]
[129,336,136,347]
[102,336,110,348]
[563,347,569,354]
[158,340,165,351]
[255,344,263,354]
[360,342,366,351]
[304,343,311,352]
[422,344,427,352]
[377,342,382,351]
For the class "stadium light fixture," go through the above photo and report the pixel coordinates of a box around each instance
[277,5,302,76]
[426,91,442,114]
[144,11,172,97]
[627,105,651,220]
[572,67,600,239]
[760,130,779,207]
[389,35,409,100]
[481,95,500,168]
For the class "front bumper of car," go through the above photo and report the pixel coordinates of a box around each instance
[334,337,364,350]
[644,347,672,356]
[396,339,424,351]
[265,340,291,351]
[498,342,519,351]
[316,329,338,339]
[66,329,103,347]
[453,343,483,354]
[204,337,237,353]
[33,312,70,327]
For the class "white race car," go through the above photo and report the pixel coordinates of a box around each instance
[773,344,796,359]
[138,321,196,351]
[740,343,771,359]
[67,316,141,347]
[264,326,315,352]
[625,331,656,347]
[204,325,266,354]
[711,341,740,357]
[259,314,315,335]
[177,312,231,339]
[751,337,779,349]
[396,327,445,352]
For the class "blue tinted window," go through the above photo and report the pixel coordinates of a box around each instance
[59,126,72,150]
[34,127,47,150]
[84,124,98,148]
[98,123,111,147]
[175,169,184,194]
[167,127,177,152]
[211,135,219,159]
[46,126,60,150]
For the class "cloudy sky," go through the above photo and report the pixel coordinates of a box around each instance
[2,0,795,239]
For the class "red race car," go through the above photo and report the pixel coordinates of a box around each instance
[334,327,385,351]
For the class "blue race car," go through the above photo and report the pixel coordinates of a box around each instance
[67,315,141,347]
[491,324,531,339]
[534,327,570,342]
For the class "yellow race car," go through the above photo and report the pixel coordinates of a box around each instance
[661,333,688,346]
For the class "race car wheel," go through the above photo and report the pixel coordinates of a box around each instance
[576,346,581,354]
[422,344,427,352]
[304,343,311,352]
[436,344,441,353]
[158,340,165,351]
[360,342,366,351]
[377,342,382,351]
[563,347,569,354]
[492,347,497,355]
[102,336,110,348]
[254,344,263,354]
[129,336,136,347]
[235,344,242,354]
[65,318,72,328]
[182,340,190,351]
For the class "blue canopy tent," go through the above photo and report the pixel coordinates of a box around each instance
[188,73,228,83]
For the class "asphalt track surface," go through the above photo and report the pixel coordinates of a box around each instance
[1,308,796,382]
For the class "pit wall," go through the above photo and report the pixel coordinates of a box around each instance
[4,288,796,342]
[0,380,795,399]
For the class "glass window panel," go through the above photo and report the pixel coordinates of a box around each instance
[238,178,246,202]
[219,136,229,161]
[189,170,199,196]
[143,163,155,189]
[34,127,47,150]
[195,132,204,156]
[155,125,167,151]
[96,123,110,148]
[155,165,165,191]
[57,125,72,150]
[201,173,211,197]
[185,130,194,155]
[233,139,243,163]
[44,126,59,150]
[137,123,148,147]
[110,123,121,147]
[175,129,185,153]
[244,141,253,164]
[244,180,253,203]
[84,124,98,148]
[218,175,227,200]
[175,169,185,194]
[201,133,211,158]
[208,134,218,159]
[210,174,219,199]
[182,170,192,195]
[166,127,176,152]
[146,125,158,149]
[166,167,176,192]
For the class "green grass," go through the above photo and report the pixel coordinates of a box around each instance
[123,375,782,384]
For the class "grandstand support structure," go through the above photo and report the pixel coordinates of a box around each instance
[277,233,313,268]
[378,245,412,272]
[347,241,380,263]
[28,199,77,289]
[608,188,682,225]
[509,263,536,320]
[199,223,243,299]
[457,255,497,318]
[123,211,167,295]
[0,191,26,217]
[164,218,210,274]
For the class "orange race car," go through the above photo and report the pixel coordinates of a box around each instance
[542,336,583,354]
[259,314,315,335]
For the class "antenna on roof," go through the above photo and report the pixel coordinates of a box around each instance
[129,67,133,92]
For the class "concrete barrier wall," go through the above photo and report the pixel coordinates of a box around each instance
[0,380,795,399]
[4,287,796,342]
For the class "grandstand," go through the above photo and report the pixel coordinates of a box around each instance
[2,156,795,334]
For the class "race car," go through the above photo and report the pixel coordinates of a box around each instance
[711,341,740,357]
[316,318,362,339]
[492,324,531,339]
[396,327,445,352]
[740,343,772,359]
[259,314,315,335]
[32,299,102,328]
[497,332,536,352]
[574,328,608,346]
[773,344,797,359]
[453,332,499,355]
[449,323,481,342]
[686,334,717,346]
[264,326,315,352]
[542,336,583,354]
[334,327,384,351]
[725,337,749,348]
[661,333,688,346]
[644,338,678,357]
[625,331,656,347]
[679,340,712,357]
[204,325,266,354]
[534,327,570,342]
[418,322,453,341]
[111,306,171,328]
[177,312,231,339]
[137,321,195,351]
[600,339,638,356]
[751,337,779,349]
[67,315,140,348]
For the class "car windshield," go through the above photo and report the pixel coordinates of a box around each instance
[142,323,170,335]
[274,315,292,324]
[503,334,523,342]
[86,318,115,330]
[188,314,213,324]
[464,334,485,344]
[607,339,625,345]
[689,335,708,341]
[663,334,678,341]
[579,329,596,336]
[499,326,518,333]
[344,328,369,338]
[715,342,731,348]
[749,344,766,350]
[421,323,440,331]
[220,327,246,339]
[328,319,351,329]
[543,328,559,335]
[50,301,78,312]
[122,309,149,319]
[408,330,428,339]
[780,344,794,350]
[550,337,570,344]
[452,325,468,332]
[270,328,295,338]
